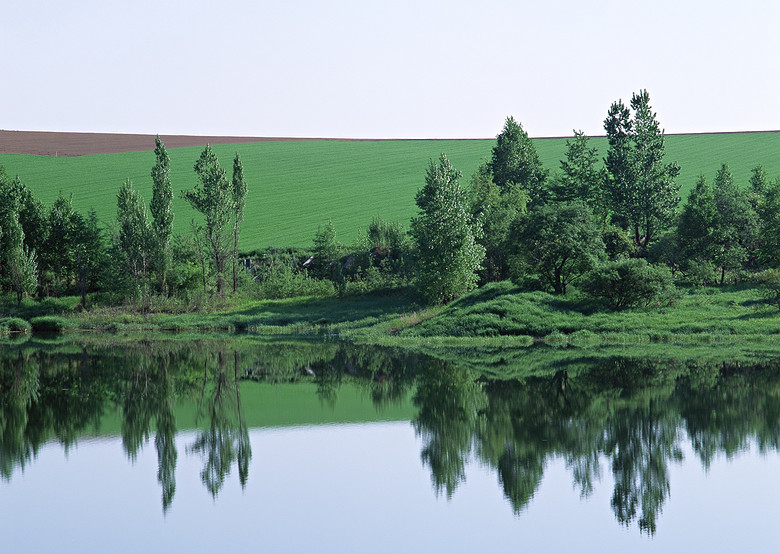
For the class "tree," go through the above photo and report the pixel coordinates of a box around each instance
[469,162,528,282]
[182,145,233,296]
[551,130,605,215]
[410,154,485,303]
[509,201,605,294]
[604,90,680,249]
[41,193,79,295]
[489,116,548,204]
[150,136,174,294]
[231,153,247,293]
[712,163,758,283]
[581,258,676,309]
[117,179,152,290]
[758,177,780,268]
[677,174,717,271]
[10,245,37,306]
[312,219,340,273]
[0,170,24,294]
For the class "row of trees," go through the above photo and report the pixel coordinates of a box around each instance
[0,138,248,306]
[1,90,777,309]
[414,90,780,304]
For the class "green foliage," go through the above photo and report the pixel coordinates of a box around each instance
[256,256,335,299]
[150,136,174,294]
[29,315,71,333]
[0,317,31,334]
[183,145,234,295]
[311,220,341,279]
[604,90,681,248]
[758,177,780,268]
[754,269,780,309]
[510,202,605,294]
[581,259,677,310]
[410,154,485,304]
[11,245,38,305]
[116,178,153,288]
[469,163,528,282]
[3,133,780,250]
[677,174,717,267]
[489,117,548,203]
[712,163,758,282]
[551,130,605,213]
[231,153,248,293]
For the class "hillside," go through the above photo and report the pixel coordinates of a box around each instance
[0,131,778,250]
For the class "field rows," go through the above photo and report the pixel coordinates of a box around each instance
[0,132,778,250]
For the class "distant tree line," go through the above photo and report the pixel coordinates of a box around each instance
[1,91,780,310]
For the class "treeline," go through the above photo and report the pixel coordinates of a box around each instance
[0,138,249,308]
[412,89,780,306]
[1,90,779,311]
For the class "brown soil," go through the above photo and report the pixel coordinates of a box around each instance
[0,130,345,157]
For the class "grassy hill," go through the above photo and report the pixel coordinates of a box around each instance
[0,132,778,251]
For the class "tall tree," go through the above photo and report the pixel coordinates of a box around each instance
[677,174,717,268]
[150,136,174,294]
[604,90,680,249]
[551,130,605,215]
[758,177,780,268]
[41,193,79,295]
[410,154,485,303]
[231,153,247,293]
[0,171,28,299]
[712,163,758,282]
[489,116,547,204]
[182,145,233,296]
[117,179,152,290]
[469,162,527,282]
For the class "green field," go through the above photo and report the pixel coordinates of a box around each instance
[1,131,778,250]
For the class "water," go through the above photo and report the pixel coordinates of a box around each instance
[1,338,780,551]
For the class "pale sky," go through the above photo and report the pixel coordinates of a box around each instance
[3,0,779,138]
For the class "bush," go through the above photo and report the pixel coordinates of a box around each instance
[0,317,32,334]
[30,316,71,333]
[256,262,334,299]
[754,269,780,309]
[581,259,678,310]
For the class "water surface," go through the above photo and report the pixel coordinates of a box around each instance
[1,338,779,551]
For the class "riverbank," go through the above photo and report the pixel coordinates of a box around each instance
[2,280,780,346]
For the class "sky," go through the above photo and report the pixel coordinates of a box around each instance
[2,0,779,139]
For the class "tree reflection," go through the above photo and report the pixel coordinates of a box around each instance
[6,341,780,534]
[188,350,251,498]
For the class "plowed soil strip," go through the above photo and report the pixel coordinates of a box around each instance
[0,130,341,156]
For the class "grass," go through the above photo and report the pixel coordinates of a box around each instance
[3,279,780,345]
[398,281,780,341]
[1,132,778,251]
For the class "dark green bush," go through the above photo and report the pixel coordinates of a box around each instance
[0,317,32,334]
[581,259,678,310]
[30,316,71,333]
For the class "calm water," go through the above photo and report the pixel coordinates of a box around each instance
[1,338,780,552]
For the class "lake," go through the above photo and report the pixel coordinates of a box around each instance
[1,336,779,552]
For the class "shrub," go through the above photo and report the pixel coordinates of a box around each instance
[0,317,32,334]
[754,269,780,309]
[581,259,678,310]
[30,316,71,333]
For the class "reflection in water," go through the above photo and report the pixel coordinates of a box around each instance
[2,339,780,534]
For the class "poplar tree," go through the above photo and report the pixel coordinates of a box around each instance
[410,154,485,303]
[117,179,152,289]
[183,145,233,296]
[231,153,247,293]
[150,136,174,294]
